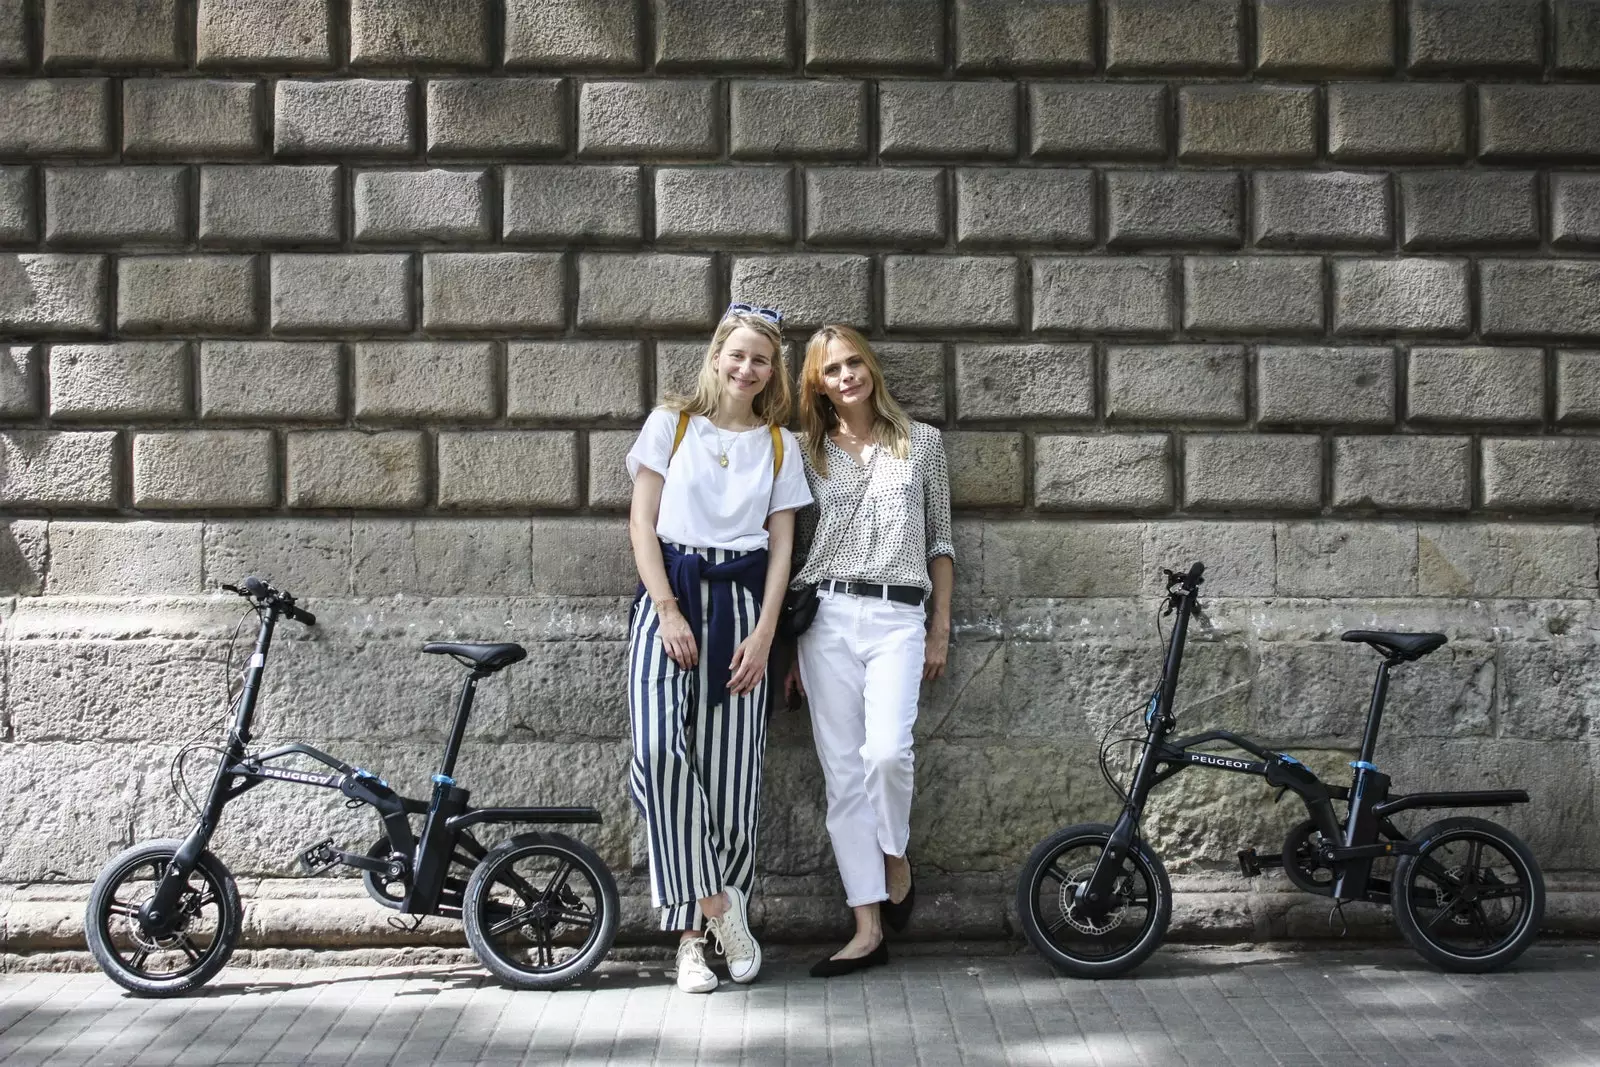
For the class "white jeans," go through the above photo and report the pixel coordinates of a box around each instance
[795,588,926,907]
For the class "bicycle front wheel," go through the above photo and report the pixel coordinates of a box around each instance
[463,831,618,990]
[1016,822,1172,979]
[1392,816,1543,973]
[85,839,242,997]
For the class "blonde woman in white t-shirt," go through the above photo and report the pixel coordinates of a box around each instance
[624,304,812,994]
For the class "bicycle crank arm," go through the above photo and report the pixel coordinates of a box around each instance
[298,838,405,879]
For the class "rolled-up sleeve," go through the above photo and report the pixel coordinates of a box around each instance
[626,407,676,481]
[923,428,955,562]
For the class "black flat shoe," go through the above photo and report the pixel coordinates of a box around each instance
[809,939,888,978]
[882,875,915,933]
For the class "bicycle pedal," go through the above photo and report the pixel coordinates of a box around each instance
[297,837,339,876]
[1238,848,1284,878]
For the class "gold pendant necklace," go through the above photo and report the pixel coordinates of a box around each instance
[719,451,729,468]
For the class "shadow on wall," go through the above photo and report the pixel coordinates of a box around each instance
[0,520,48,595]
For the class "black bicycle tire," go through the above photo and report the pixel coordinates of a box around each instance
[85,838,243,997]
[462,831,619,991]
[1391,816,1544,974]
[1015,822,1172,979]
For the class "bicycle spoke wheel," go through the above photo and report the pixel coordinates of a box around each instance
[1016,823,1171,979]
[1392,817,1543,973]
[86,839,242,997]
[464,832,618,990]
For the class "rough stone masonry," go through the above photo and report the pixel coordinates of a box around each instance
[3,0,1600,958]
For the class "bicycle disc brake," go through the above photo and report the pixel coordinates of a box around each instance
[126,885,201,950]
[1434,864,1508,927]
[1057,863,1128,935]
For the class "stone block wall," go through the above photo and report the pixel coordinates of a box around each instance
[4,0,1600,952]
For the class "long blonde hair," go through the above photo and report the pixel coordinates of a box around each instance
[799,325,911,477]
[667,311,791,426]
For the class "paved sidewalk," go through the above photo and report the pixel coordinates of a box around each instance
[1,945,1597,1066]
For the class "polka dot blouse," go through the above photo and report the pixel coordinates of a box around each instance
[792,421,956,596]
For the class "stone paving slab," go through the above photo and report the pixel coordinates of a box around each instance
[0,944,1597,1066]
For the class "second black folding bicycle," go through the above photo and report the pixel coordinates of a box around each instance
[1018,562,1545,977]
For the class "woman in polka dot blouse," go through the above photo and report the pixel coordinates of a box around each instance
[784,324,956,978]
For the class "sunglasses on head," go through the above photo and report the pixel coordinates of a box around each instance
[725,301,784,325]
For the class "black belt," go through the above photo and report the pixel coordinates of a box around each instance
[821,580,925,606]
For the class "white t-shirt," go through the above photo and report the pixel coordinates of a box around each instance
[626,408,813,552]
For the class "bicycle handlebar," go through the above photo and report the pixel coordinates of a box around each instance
[1163,561,1206,589]
[222,576,316,627]
[282,602,317,626]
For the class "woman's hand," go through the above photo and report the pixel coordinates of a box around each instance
[923,616,950,681]
[728,627,775,695]
[784,659,806,705]
[656,603,699,669]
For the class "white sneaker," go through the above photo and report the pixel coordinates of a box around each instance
[706,885,762,984]
[675,936,718,993]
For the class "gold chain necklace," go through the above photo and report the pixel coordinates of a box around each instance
[712,421,751,467]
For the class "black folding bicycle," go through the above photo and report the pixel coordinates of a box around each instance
[1018,562,1545,977]
[85,578,619,996]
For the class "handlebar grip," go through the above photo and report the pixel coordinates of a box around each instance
[286,604,316,626]
[1187,561,1206,582]
[242,576,269,598]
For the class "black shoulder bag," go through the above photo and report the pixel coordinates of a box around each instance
[778,449,877,639]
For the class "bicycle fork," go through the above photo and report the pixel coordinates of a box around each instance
[139,606,281,935]
[138,748,238,936]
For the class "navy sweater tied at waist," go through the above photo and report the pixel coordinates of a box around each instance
[637,541,769,709]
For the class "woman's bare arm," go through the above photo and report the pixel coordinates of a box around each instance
[728,508,796,694]
[757,508,796,635]
[629,469,698,667]
[924,554,953,680]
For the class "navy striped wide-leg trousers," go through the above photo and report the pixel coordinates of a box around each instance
[627,546,769,932]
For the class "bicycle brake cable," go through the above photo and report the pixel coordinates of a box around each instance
[169,603,257,813]
[1097,699,1146,805]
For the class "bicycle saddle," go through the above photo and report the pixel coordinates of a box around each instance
[1340,630,1448,661]
[422,642,528,672]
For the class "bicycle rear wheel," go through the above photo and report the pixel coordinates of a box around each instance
[463,831,618,990]
[1016,822,1172,979]
[1392,816,1543,973]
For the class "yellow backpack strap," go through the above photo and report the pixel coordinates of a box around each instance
[670,410,690,461]
[770,425,783,479]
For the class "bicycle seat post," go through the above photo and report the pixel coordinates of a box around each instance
[1334,657,1400,900]
[1357,658,1394,769]
[437,668,488,786]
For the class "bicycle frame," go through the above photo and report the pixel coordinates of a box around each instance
[1074,564,1528,920]
[135,596,601,938]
